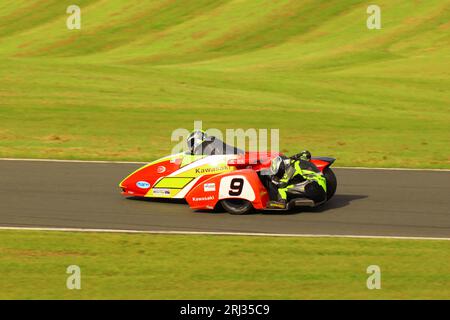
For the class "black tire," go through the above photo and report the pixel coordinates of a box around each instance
[323,167,337,200]
[221,199,253,215]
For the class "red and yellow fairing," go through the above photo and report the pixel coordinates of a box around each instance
[119,154,184,197]
[119,153,238,198]
[185,169,270,210]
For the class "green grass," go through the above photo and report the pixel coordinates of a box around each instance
[0,230,449,299]
[0,0,449,167]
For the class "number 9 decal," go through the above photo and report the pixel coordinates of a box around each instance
[219,176,255,201]
[229,178,244,196]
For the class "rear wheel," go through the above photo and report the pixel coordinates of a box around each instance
[221,199,253,215]
[323,168,337,200]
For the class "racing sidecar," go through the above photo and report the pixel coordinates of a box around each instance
[119,138,336,214]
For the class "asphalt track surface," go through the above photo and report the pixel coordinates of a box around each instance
[0,160,449,238]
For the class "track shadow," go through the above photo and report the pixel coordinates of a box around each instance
[295,194,368,214]
[127,196,187,205]
[263,194,368,215]
[126,194,367,215]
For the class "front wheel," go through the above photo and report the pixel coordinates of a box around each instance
[323,167,337,200]
[221,199,253,215]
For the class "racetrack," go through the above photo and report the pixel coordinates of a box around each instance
[0,159,449,238]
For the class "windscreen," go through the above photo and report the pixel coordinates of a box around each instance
[193,137,245,155]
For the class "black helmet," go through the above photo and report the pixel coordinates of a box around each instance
[187,130,207,153]
[298,150,311,161]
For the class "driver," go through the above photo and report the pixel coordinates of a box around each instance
[186,130,242,155]
[266,150,327,209]
[186,130,208,154]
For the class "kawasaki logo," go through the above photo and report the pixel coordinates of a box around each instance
[195,166,229,174]
[192,196,215,202]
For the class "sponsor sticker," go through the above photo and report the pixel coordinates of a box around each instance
[195,166,229,174]
[192,196,215,202]
[157,166,166,174]
[136,181,151,189]
[152,188,171,195]
[203,183,216,192]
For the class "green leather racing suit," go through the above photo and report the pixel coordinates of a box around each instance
[275,159,327,203]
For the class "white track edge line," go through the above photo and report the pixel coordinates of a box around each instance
[0,226,448,241]
[0,158,146,164]
[0,158,449,171]
[334,166,450,172]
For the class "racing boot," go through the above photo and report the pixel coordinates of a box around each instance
[266,199,287,209]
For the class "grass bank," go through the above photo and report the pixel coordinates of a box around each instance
[0,230,449,299]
